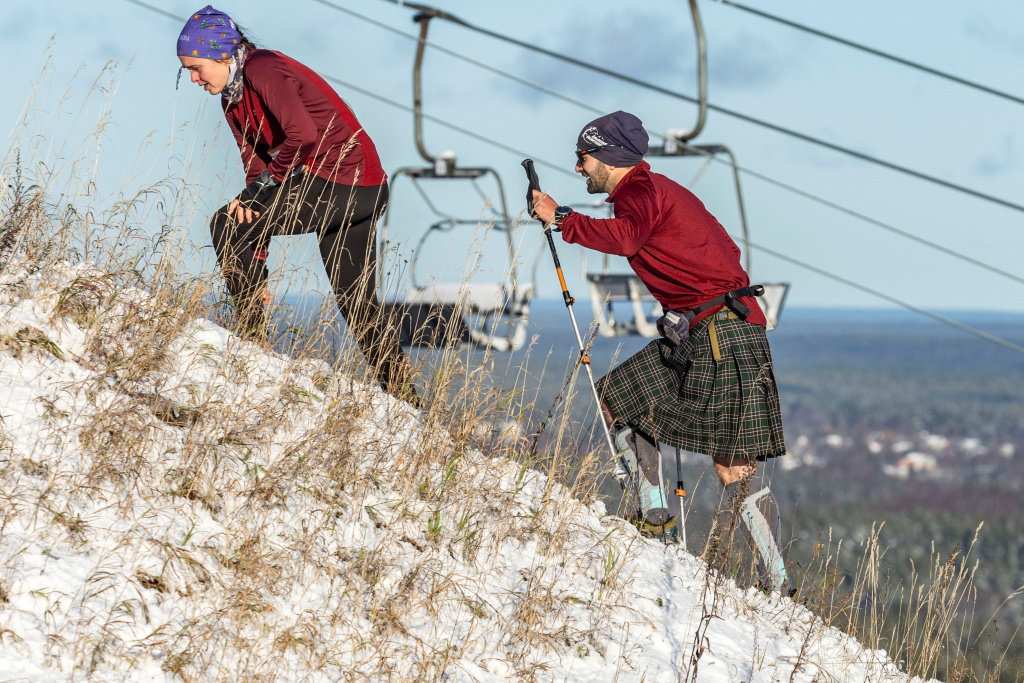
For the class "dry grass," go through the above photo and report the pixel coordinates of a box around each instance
[1,65,1021,683]
[0,70,659,682]
[781,519,1024,683]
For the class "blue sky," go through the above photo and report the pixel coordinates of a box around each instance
[2,0,1023,312]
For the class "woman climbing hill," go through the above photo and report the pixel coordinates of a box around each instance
[176,5,415,402]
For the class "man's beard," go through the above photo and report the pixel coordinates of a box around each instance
[584,165,609,194]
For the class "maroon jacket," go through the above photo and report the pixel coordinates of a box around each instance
[222,50,386,187]
[559,161,766,328]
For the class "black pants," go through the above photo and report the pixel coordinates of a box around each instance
[210,175,412,399]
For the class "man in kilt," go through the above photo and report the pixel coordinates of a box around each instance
[531,111,790,594]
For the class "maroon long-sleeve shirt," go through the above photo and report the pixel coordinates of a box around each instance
[559,161,766,328]
[222,50,386,187]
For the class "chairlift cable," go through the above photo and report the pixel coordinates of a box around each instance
[127,0,1024,355]
[140,0,1024,287]
[123,0,180,21]
[317,73,576,178]
[367,0,1024,216]
[721,158,1024,288]
[669,137,1024,287]
[742,237,1024,357]
[328,0,1024,288]
[310,0,606,115]
[713,0,1024,108]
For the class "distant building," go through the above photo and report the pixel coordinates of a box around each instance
[957,437,986,457]
[921,432,949,452]
[824,434,844,448]
[882,451,938,479]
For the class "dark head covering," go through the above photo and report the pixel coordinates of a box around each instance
[576,111,648,167]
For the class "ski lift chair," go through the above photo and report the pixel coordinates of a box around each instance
[577,2,788,336]
[378,10,533,352]
[645,0,790,328]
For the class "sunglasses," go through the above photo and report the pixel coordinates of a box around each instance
[575,147,603,165]
[576,144,622,165]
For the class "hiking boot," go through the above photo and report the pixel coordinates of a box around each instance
[631,514,677,539]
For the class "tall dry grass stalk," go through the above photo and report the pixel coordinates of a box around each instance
[0,68,649,682]
[783,519,1024,682]
[2,64,1021,683]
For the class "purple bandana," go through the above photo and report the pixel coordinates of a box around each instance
[577,111,648,167]
[177,5,241,60]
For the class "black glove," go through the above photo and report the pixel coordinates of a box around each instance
[657,309,695,346]
[236,169,279,210]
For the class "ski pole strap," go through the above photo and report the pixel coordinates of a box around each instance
[689,284,765,320]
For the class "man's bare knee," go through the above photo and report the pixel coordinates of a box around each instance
[713,456,754,486]
[601,401,616,427]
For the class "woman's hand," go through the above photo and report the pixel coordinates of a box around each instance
[227,198,260,223]
[232,169,279,223]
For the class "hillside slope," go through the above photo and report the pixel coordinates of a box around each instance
[0,262,925,682]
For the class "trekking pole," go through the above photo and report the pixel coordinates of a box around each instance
[674,447,687,549]
[521,159,618,460]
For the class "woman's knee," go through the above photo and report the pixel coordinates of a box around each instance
[209,206,235,248]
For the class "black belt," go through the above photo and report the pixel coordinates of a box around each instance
[689,285,764,320]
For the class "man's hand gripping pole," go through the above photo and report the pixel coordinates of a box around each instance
[522,159,618,461]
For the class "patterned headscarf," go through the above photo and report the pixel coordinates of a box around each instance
[176,5,241,60]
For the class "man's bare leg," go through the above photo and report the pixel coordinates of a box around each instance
[601,401,615,427]
[713,455,754,485]
[714,455,790,594]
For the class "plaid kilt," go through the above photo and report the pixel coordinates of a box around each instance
[597,317,785,461]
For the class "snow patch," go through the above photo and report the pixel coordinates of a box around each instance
[0,262,932,681]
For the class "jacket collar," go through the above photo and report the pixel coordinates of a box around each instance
[606,160,650,202]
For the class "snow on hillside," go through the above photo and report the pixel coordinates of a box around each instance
[0,262,927,682]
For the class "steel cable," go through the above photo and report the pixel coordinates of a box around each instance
[309,0,1024,288]
[714,0,1024,107]
[368,0,1024,215]
[124,0,1024,357]
[741,237,1024,356]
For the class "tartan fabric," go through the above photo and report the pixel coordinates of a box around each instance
[597,318,785,461]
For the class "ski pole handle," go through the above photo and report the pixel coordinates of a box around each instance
[522,159,573,305]
[522,159,541,218]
